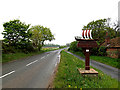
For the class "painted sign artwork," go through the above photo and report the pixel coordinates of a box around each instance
[82,30,92,39]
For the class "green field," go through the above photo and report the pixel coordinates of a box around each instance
[53,50,119,88]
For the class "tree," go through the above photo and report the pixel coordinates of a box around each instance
[41,27,55,46]
[82,18,116,44]
[29,25,42,51]
[2,19,31,49]
[29,25,55,51]
[111,19,120,37]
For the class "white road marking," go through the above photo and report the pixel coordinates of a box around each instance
[0,71,15,78]
[58,55,61,63]
[26,60,38,66]
[41,56,45,59]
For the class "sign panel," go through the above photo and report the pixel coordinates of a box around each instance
[77,40,98,48]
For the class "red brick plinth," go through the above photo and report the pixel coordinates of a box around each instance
[78,68,98,76]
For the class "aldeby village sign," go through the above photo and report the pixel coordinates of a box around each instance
[75,29,98,75]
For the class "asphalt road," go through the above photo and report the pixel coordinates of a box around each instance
[1,49,62,88]
[66,51,120,81]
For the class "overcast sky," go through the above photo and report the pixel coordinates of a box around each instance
[0,0,119,45]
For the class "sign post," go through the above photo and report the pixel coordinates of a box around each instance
[85,49,90,70]
[75,29,98,75]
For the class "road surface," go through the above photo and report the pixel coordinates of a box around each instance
[66,51,120,81]
[1,49,62,88]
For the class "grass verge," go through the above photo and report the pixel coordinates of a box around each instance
[1,48,59,63]
[69,50,120,69]
[90,56,120,69]
[53,50,119,88]
[70,50,85,58]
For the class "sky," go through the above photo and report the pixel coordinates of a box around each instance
[0,0,119,45]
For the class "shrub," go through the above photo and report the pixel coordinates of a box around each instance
[2,40,16,54]
[2,40,35,54]
[90,48,99,56]
[2,45,15,54]
[90,47,107,56]
[59,45,66,49]
[69,41,82,52]
[18,42,36,53]
[69,41,107,57]
[98,46,107,56]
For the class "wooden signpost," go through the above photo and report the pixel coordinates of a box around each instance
[75,30,98,76]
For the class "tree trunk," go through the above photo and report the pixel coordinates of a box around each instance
[42,41,44,46]
[38,42,41,51]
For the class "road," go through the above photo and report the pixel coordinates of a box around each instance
[1,49,62,88]
[66,51,120,81]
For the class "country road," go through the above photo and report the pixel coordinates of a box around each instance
[1,49,63,88]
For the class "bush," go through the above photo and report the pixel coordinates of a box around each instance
[2,40,16,54]
[18,42,36,53]
[90,48,99,56]
[59,45,66,49]
[90,47,107,56]
[2,39,35,54]
[69,41,82,52]
[2,45,16,54]
[69,41,107,57]
[98,46,107,56]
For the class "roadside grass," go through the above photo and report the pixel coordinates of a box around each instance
[70,50,85,58]
[90,56,120,69]
[69,50,120,69]
[53,50,119,88]
[1,47,59,63]
[2,51,44,63]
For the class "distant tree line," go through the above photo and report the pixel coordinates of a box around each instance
[43,44,60,47]
[2,19,55,54]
